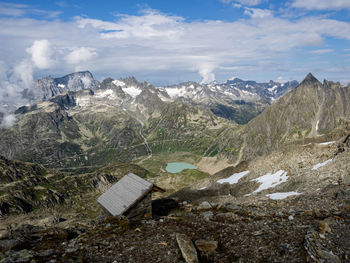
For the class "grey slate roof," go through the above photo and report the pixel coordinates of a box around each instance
[97,173,153,216]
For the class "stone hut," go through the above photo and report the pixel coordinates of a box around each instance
[97,173,165,221]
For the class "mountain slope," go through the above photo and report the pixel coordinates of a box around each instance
[0,155,150,217]
[231,73,350,162]
[0,77,236,170]
[160,78,298,124]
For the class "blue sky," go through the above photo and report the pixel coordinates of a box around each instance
[0,0,350,88]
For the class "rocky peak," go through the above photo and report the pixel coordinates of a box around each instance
[29,71,99,104]
[300,73,320,86]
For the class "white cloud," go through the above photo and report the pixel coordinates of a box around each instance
[0,2,61,18]
[236,0,265,6]
[198,63,217,84]
[0,8,350,87]
[13,60,34,90]
[26,40,54,69]
[221,0,265,6]
[276,76,288,83]
[77,10,183,40]
[0,114,16,128]
[65,47,97,65]
[244,8,272,18]
[291,0,350,10]
[311,49,333,54]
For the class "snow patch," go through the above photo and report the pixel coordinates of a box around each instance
[158,94,173,102]
[165,87,186,98]
[240,89,255,96]
[217,171,250,184]
[268,85,278,93]
[252,170,289,193]
[122,86,142,97]
[95,89,115,99]
[57,84,65,88]
[112,80,126,87]
[319,141,336,145]
[266,191,301,200]
[311,159,333,170]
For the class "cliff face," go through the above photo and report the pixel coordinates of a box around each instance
[30,71,99,102]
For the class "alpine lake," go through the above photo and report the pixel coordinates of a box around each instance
[165,162,197,173]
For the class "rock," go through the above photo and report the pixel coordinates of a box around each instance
[176,233,198,263]
[200,211,213,221]
[252,230,264,236]
[319,221,331,235]
[0,239,21,250]
[65,248,78,253]
[0,230,9,239]
[14,249,35,263]
[197,201,212,211]
[316,250,342,263]
[216,212,237,219]
[224,203,239,212]
[38,249,56,257]
[288,215,294,220]
[194,240,218,253]
[304,231,341,263]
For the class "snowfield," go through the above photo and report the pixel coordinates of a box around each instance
[252,170,289,193]
[121,86,142,97]
[217,171,250,184]
[266,191,301,200]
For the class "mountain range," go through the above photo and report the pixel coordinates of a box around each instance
[1,71,349,171]
[1,71,350,262]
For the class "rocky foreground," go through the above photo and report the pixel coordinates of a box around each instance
[0,182,349,263]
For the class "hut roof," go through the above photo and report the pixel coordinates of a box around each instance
[97,173,153,216]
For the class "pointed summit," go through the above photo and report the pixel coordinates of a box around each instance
[300,73,320,85]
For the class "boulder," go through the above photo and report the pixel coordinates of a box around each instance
[197,201,212,211]
[195,240,218,253]
[176,233,198,263]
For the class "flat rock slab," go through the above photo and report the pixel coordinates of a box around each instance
[176,233,198,263]
[195,240,218,253]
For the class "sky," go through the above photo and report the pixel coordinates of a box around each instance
[0,0,350,91]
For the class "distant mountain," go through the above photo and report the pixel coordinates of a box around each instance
[24,71,99,102]
[227,73,350,162]
[159,78,298,124]
[0,76,234,170]
[2,72,349,171]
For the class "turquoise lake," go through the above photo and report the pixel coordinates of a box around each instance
[165,162,197,173]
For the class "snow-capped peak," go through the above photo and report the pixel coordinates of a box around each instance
[112,79,126,87]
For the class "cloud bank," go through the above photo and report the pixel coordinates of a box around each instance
[0,6,349,91]
[291,0,350,10]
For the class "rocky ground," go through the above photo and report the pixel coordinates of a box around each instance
[1,123,350,263]
[0,181,349,263]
